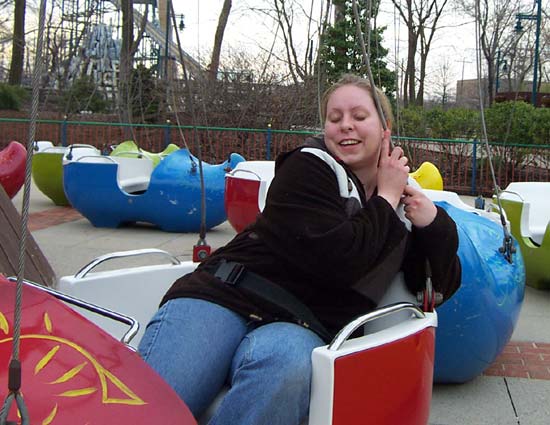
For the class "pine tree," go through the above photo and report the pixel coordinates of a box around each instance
[319,0,396,99]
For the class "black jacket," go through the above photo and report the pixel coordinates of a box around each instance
[162,137,461,340]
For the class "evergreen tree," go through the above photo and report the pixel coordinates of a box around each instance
[319,0,396,100]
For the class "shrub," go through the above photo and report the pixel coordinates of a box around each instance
[62,76,110,113]
[130,64,162,123]
[0,84,28,110]
[484,101,535,145]
[530,107,550,145]
[397,106,427,137]
[443,108,480,140]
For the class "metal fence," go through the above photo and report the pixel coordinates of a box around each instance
[1,117,549,196]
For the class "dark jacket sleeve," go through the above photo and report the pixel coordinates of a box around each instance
[402,206,462,302]
[254,149,409,288]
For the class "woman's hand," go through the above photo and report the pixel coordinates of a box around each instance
[377,130,409,209]
[401,185,437,228]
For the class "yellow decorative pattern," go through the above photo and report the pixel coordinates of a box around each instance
[0,305,148,424]
[35,346,60,375]
[50,362,87,384]
[0,311,8,335]
[0,334,146,406]
[58,387,97,397]
[44,312,53,333]
[101,368,144,405]
[43,404,58,425]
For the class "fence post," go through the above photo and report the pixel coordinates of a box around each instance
[471,138,477,195]
[60,115,68,147]
[266,123,272,160]
[164,119,171,148]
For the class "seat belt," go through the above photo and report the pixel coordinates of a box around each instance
[211,260,332,342]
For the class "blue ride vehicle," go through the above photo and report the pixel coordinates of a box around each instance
[63,148,245,232]
[427,192,525,383]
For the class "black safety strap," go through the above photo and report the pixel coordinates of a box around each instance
[212,260,332,342]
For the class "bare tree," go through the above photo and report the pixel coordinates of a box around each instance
[416,0,449,105]
[229,0,324,85]
[9,0,25,85]
[0,0,11,32]
[0,2,12,72]
[430,57,456,106]
[273,0,304,84]
[391,0,451,106]
[246,0,321,84]
[456,0,517,104]
[119,0,149,123]
[209,0,232,81]
[45,0,98,90]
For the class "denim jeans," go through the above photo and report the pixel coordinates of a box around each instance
[138,298,324,425]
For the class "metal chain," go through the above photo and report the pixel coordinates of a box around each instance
[474,0,515,263]
[168,0,207,242]
[1,0,48,423]
[351,0,388,131]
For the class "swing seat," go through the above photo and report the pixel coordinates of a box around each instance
[224,161,275,232]
[224,165,525,383]
[494,182,550,289]
[110,140,180,167]
[309,304,436,425]
[409,161,444,190]
[112,156,154,193]
[0,275,197,425]
[32,143,100,206]
[498,182,550,246]
[57,249,196,343]
[0,141,26,199]
[56,251,436,425]
[63,149,245,232]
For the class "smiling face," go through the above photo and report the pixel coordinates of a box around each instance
[324,84,385,176]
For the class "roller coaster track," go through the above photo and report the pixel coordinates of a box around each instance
[109,0,203,77]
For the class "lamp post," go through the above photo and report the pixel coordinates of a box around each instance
[515,0,542,106]
[495,50,508,95]
[177,14,185,31]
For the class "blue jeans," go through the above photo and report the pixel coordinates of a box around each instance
[138,298,324,425]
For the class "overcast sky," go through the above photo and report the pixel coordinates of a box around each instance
[173,0,482,95]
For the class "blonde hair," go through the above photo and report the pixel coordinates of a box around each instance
[320,74,394,128]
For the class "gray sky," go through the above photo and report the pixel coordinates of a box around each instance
[173,0,482,96]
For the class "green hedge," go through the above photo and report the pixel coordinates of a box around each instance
[398,101,550,145]
[0,84,28,110]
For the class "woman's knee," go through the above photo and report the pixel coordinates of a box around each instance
[137,299,250,416]
[232,322,324,387]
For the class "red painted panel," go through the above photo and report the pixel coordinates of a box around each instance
[0,141,26,198]
[333,328,435,425]
[224,176,261,233]
[0,276,196,425]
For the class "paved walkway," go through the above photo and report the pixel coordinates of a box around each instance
[28,206,83,231]
[12,186,550,424]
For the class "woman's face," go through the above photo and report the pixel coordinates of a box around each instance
[324,84,384,174]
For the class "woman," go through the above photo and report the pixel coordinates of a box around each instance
[138,74,461,424]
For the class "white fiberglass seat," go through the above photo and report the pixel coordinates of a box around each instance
[57,249,196,344]
[499,182,550,246]
[58,250,436,425]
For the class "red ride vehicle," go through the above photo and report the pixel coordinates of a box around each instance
[0,141,26,198]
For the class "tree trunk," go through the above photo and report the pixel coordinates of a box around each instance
[334,1,346,59]
[404,30,417,106]
[417,51,427,106]
[209,0,232,81]
[119,0,135,127]
[9,0,26,85]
